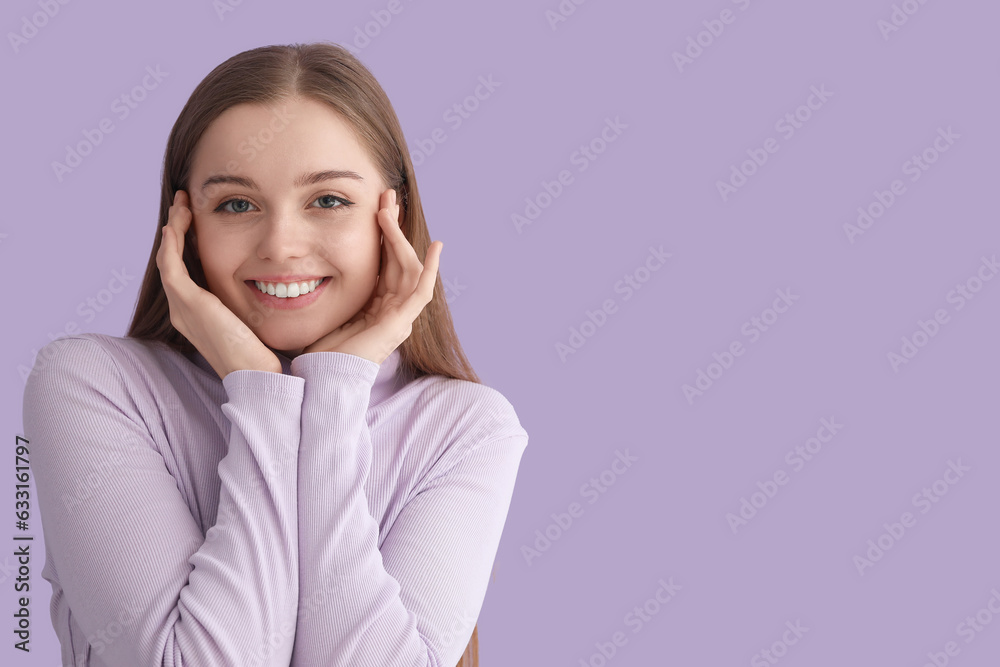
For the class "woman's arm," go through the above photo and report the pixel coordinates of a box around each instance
[289,351,529,667]
[24,336,303,666]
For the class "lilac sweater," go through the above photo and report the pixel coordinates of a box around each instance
[22,333,528,666]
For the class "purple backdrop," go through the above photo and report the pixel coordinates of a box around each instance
[4,0,1000,665]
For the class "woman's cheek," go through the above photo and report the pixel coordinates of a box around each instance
[326,220,378,253]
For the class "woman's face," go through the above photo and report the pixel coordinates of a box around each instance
[186,96,388,357]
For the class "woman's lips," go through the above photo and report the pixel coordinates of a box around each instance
[245,277,330,310]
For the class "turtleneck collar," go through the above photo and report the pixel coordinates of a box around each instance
[186,347,407,407]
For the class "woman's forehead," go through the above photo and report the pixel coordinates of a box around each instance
[191,99,382,192]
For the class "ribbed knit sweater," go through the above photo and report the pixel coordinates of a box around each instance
[21,333,528,667]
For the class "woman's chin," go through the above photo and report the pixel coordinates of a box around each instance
[272,348,305,359]
[256,330,315,358]
[251,313,356,357]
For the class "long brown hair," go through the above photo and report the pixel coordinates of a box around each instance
[126,42,481,666]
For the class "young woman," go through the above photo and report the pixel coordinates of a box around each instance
[23,42,528,667]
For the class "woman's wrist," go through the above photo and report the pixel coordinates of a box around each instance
[215,351,282,379]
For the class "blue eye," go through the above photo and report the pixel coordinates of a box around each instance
[213,195,354,215]
[312,194,353,210]
[215,198,256,214]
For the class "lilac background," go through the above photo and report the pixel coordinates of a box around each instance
[4,0,1000,665]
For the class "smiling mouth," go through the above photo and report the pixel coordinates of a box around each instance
[246,277,329,298]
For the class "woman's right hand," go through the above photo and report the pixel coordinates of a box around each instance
[156,190,281,379]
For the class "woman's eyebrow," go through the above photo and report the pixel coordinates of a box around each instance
[200,169,366,192]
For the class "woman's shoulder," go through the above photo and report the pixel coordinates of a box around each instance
[26,333,200,392]
[388,372,529,491]
[403,370,529,450]
[32,332,163,368]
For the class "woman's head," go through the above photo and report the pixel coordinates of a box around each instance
[129,42,479,386]
[186,96,388,356]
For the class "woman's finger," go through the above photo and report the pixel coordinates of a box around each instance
[157,224,181,287]
[171,191,192,253]
[398,240,442,323]
[378,190,423,295]
[377,189,403,291]
[159,191,195,298]
[374,191,393,299]
[375,233,389,298]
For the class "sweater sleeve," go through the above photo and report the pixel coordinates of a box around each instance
[288,351,529,667]
[23,337,304,666]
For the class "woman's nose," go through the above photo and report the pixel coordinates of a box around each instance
[255,212,314,263]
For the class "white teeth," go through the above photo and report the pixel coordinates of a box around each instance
[253,278,323,298]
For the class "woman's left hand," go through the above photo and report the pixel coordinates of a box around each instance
[301,188,443,365]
